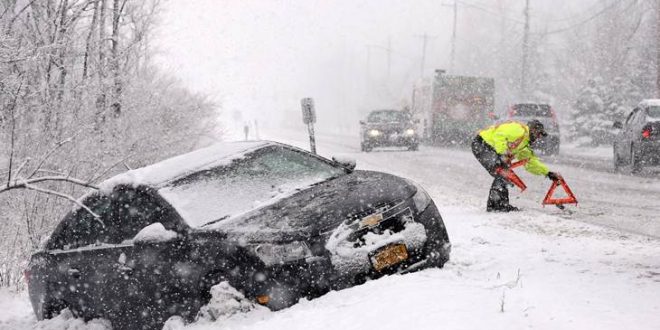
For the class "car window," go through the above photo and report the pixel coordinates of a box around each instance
[46,195,114,250]
[512,104,551,117]
[158,146,346,228]
[367,111,406,123]
[104,187,176,243]
[624,109,638,125]
[46,188,176,250]
[647,106,660,119]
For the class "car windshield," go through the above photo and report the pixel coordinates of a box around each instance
[648,106,660,119]
[158,146,345,227]
[513,104,552,117]
[367,110,408,123]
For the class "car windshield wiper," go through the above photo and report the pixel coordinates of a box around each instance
[200,215,230,228]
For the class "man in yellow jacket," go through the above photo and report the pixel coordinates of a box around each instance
[471,119,559,212]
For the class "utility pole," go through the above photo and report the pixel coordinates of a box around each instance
[442,1,458,72]
[521,0,530,98]
[387,36,392,78]
[415,33,434,78]
[657,0,660,97]
[451,0,457,72]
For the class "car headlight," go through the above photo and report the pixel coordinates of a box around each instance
[410,181,432,212]
[404,128,416,136]
[252,241,312,265]
[368,129,382,137]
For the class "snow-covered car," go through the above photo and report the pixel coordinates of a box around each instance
[360,110,420,151]
[507,103,561,155]
[26,141,451,329]
[613,99,660,173]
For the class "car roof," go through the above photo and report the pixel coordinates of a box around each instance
[638,99,660,107]
[99,141,275,193]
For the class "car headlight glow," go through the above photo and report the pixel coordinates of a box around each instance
[252,241,312,265]
[368,129,382,137]
[410,181,432,212]
[404,128,416,136]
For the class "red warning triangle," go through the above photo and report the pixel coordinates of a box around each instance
[496,167,527,192]
[543,177,578,206]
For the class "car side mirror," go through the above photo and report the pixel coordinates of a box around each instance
[332,156,356,172]
[612,121,623,129]
[133,223,180,245]
[359,120,366,125]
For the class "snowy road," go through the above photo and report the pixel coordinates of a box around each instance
[269,128,660,239]
[2,129,660,330]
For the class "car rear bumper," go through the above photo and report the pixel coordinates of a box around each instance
[639,140,660,164]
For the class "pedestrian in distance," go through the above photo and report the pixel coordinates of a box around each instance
[471,119,560,212]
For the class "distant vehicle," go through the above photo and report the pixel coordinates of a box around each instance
[26,141,451,330]
[507,103,561,155]
[413,71,496,145]
[613,99,660,173]
[360,109,420,151]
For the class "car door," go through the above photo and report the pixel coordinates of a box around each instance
[619,108,639,159]
[99,186,190,327]
[43,194,125,319]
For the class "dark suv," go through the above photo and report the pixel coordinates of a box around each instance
[613,100,660,173]
[360,110,419,152]
[26,141,450,329]
[507,103,561,155]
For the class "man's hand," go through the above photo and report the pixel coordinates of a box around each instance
[496,155,509,168]
[547,171,560,181]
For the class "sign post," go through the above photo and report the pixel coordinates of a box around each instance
[301,97,317,154]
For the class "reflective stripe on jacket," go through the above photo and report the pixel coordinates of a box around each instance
[478,121,549,176]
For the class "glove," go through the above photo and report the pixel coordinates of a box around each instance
[496,155,508,169]
[547,171,560,181]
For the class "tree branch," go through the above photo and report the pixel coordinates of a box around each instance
[1,176,99,193]
[27,137,73,179]
[23,183,103,226]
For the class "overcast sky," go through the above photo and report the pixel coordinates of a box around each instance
[154,0,596,136]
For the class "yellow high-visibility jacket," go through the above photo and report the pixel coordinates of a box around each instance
[479,121,549,176]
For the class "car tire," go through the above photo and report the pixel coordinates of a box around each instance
[41,298,68,320]
[630,143,642,174]
[421,220,450,268]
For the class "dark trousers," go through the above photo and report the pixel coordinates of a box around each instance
[471,136,510,209]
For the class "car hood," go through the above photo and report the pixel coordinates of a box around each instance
[363,122,412,131]
[202,170,415,242]
[510,116,559,133]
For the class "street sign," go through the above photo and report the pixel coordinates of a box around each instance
[301,97,317,154]
[301,97,316,124]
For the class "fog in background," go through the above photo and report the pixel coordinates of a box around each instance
[155,0,648,138]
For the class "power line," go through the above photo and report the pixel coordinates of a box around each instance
[534,0,637,36]
[456,0,525,24]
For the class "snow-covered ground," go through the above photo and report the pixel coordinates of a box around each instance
[2,128,660,330]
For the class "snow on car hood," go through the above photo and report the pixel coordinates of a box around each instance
[205,171,416,243]
[99,141,271,193]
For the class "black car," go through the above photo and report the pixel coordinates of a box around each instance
[360,110,420,152]
[507,103,561,155]
[26,141,451,329]
[613,100,660,173]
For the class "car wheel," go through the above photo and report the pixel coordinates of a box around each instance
[42,299,68,320]
[631,143,642,174]
[421,221,450,268]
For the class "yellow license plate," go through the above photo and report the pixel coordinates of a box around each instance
[360,213,383,228]
[372,244,408,271]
